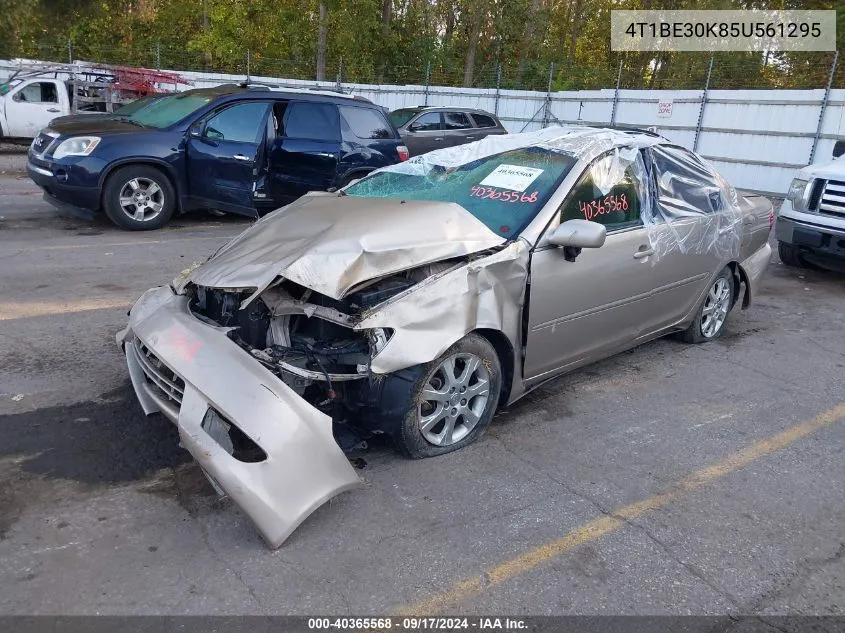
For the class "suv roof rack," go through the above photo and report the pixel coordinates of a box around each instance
[231,80,372,102]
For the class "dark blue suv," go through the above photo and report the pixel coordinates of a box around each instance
[27,86,409,230]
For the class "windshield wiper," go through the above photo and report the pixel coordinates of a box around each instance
[117,117,147,128]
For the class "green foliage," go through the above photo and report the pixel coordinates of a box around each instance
[1,0,840,89]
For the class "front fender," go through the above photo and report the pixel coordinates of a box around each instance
[356,241,529,374]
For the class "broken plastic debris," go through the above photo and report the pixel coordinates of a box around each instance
[11,394,24,401]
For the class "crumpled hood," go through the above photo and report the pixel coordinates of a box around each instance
[178,193,506,300]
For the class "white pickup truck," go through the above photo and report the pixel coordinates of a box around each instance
[0,76,82,140]
[776,141,845,267]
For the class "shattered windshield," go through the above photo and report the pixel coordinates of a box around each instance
[345,147,578,237]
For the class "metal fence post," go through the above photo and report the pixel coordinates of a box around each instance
[494,63,502,116]
[542,62,554,127]
[693,55,714,152]
[610,58,623,126]
[246,49,251,83]
[424,60,431,106]
[809,50,839,164]
[68,38,73,64]
[155,41,161,70]
[336,58,343,91]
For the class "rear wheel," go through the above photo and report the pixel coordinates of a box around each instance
[103,165,175,231]
[395,334,502,459]
[778,241,806,268]
[680,267,734,344]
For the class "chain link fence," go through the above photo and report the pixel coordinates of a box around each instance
[1,39,842,93]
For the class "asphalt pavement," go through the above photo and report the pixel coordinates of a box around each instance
[1,175,845,618]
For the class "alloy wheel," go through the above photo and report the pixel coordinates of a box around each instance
[701,277,731,338]
[118,177,165,222]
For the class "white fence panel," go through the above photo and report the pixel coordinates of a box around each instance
[3,58,843,195]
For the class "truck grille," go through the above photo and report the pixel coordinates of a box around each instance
[135,342,185,407]
[818,179,845,219]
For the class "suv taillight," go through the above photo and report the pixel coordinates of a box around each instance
[397,145,409,161]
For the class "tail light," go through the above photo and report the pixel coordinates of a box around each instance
[397,145,409,161]
[768,209,775,230]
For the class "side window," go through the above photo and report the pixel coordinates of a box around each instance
[443,111,472,130]
[649,145,726,214]
[560,153,642,229]
[471,113,497,128]
[409,112,441,132]
[204,102,270,143]
[284,102,340,141]
[16,82,58,103]
[340,106,394,139]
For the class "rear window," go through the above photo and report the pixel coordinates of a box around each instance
[389,109,419,128]
[472,113,498,128]
[443,112,472,130]
[341,106,395,139]
[284,102,340,141]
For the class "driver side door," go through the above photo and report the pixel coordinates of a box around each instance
[523,150,662,381]
[186,100,271,215]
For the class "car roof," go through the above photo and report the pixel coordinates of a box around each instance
[392,106,498,116]
[179,85,377,106]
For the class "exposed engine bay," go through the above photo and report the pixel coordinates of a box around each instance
[187,260,461,443]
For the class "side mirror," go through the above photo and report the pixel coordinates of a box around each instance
[547,219,607,249]
[188,122,203,138]
[833,140,845,159]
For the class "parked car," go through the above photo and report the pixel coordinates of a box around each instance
[27,86,409,230]
[117,126,772,548]
[776,140,845,268]
[389,106,507,156]
[48,93,167,126]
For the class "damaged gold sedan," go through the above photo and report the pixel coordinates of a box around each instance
[117,127,773,548]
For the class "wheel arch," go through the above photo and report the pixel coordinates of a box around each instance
[471,328,515,407]
[99,159,183,213]
[727,261,751,309]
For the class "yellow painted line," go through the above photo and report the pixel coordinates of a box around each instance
[0,297,134,321]
[398,403,845,616]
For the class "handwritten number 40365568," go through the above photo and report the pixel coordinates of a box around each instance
[579,193,629,220]
[471,186,538,203]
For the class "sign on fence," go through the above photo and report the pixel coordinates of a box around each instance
[657,99,674,118]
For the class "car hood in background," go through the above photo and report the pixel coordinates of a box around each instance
[47,117,154,136]
[177,193,506,301]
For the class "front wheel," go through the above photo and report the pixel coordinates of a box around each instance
[680,267,734,344]
[103,165,175,231]
[778,241,806,268]
[395,334,502,459]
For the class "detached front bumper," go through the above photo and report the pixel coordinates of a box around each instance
[118,286,361,548]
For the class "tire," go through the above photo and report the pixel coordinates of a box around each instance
[102,165,176,230]
[680,267,735,344]
[338,172,368,189]
[393,334,502,459]
[778,241,806,268]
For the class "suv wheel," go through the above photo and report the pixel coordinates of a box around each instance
[103,165,175,230]
[778,241,806,268]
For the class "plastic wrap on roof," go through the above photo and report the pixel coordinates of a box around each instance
[359,126,742,262]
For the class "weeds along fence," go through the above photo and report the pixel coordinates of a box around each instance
[2,47,843,196]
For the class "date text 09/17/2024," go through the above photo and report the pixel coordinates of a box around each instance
[306,617,528,630]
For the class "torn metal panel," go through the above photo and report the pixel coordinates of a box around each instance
[176,194,505,303]
[121,285,361,549]
[357,241,529,374]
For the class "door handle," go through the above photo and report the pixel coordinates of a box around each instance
[47,108,60,113]
[434,137,444,141]
[314,152,335,158]
[633,247,654,259]
[233,154,250,161]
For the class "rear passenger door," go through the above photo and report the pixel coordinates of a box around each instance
[266,101,341,203]
[442,111,476,146]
